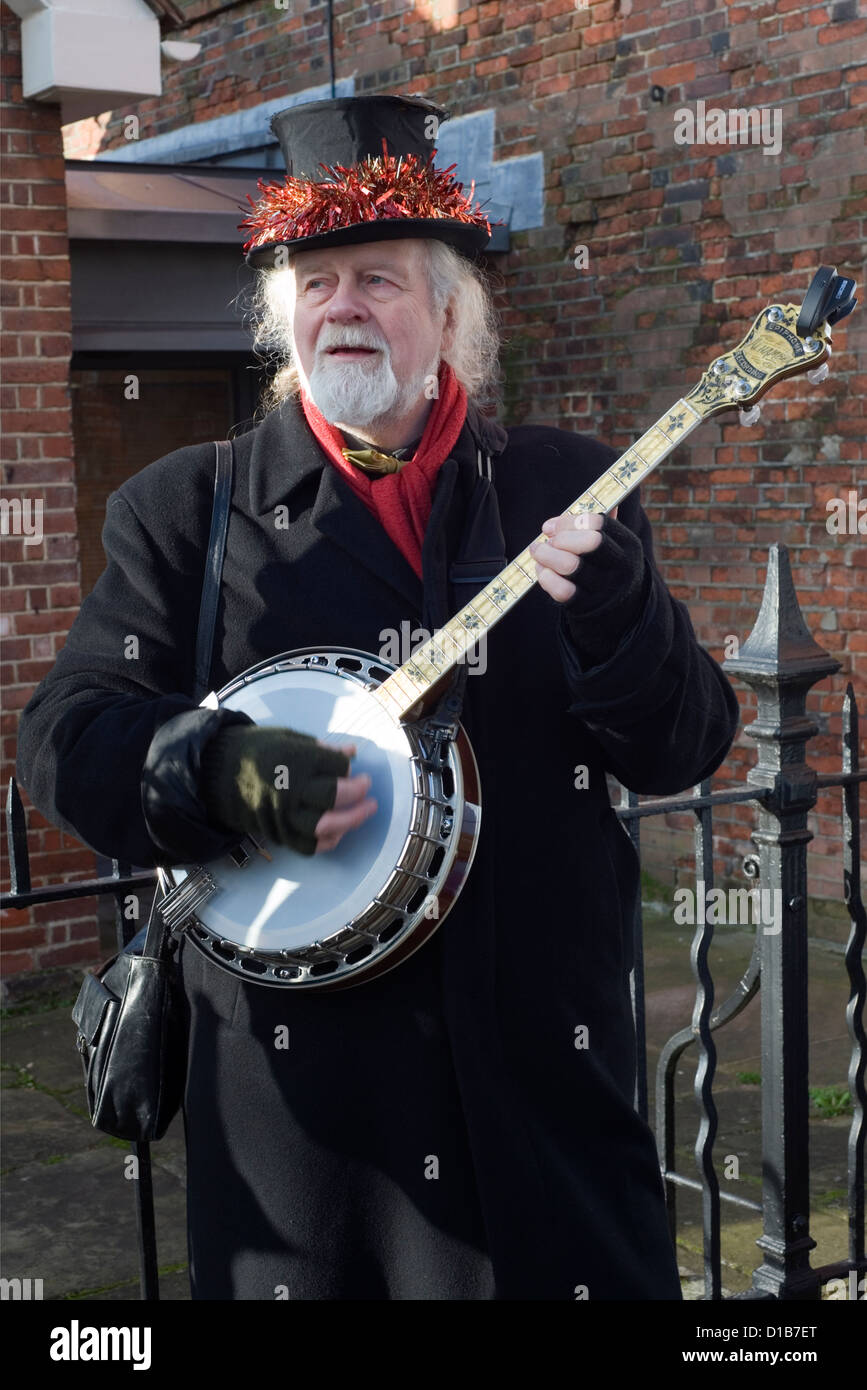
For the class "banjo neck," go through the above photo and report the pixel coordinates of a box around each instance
[370,297,831,725]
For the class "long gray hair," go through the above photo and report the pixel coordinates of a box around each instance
[247,238,503,414]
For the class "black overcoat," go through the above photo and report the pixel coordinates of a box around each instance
[16,394,740,1300]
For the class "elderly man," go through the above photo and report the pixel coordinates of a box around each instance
[16,94,739,1300]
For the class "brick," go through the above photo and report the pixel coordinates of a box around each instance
[13,610,76,635]
[35,282,71,307]
[0,949,35,972]
[66,918,101,944]
[29,184,67,206]
[0,359,68,383]
[2,147,65,177]
[1,922,63,951]
[1,637,30,661]
[35,941,96,968]
[2,410,70,434]
[3,462,74,487]
[1,304,69,328]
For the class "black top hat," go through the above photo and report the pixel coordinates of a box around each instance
[240,94,498,268]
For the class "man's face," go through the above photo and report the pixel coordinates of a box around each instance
[288,239,451,433]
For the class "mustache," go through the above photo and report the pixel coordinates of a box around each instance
[317,329,389,353]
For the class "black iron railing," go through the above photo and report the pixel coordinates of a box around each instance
[617,544,865,1301]
[4,794,159,1298]
[2,543,864,1302]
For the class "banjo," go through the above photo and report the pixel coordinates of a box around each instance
[157,268,855,991]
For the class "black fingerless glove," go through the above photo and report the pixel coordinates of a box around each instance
[558,513,650,666]
[198,725,351,856]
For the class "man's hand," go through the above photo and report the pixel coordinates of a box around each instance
[312,741,378,853]
[199,725,377,856]
[529,506,619,603]
[530,504,651,667]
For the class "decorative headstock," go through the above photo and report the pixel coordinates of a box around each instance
[684,265,856,425]
[685,304,829,423]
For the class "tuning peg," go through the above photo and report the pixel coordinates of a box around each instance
[738,404,761,427]
[806,361,830,385]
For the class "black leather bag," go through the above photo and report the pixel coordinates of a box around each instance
[71,895,184,1141]
[70,439,234,1142]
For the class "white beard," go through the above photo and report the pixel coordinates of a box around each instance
[302,345,440,433]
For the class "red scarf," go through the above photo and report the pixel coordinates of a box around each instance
[300,361,467,578]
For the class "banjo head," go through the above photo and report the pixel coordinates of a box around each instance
[159,648,481,990]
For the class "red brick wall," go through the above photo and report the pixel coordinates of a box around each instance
[0,2,99,977]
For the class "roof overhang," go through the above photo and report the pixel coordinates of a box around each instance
[66,159,260,245]
[65,159,511,253]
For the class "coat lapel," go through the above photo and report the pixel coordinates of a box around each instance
[310,464,423,613]
[245,394,423,611]
[244,391,510,621]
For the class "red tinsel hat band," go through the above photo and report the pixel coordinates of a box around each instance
[240,136,497,263]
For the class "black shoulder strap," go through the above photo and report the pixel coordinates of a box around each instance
[427,446,503,742]
[194,440,233,702]
[448,446,507,597]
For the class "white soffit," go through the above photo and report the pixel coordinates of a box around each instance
[6,0,161,123]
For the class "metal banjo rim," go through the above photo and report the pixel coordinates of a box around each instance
[159,646,482,990]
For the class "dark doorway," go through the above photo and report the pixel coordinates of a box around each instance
[69,353,268,597]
